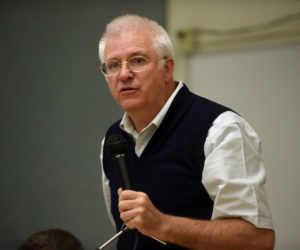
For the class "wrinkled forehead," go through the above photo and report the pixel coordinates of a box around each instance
[104,28,156,59]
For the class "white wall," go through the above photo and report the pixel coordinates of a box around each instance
[167,0,300,82]
[189,43,300,250]
[167,1,300,249]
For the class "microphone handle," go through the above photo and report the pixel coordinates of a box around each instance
[113,154,132,190]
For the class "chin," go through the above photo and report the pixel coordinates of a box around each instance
[121,102,144,113]
[118,95,147,111]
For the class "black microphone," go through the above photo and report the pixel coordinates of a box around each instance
[106,134,133,190]
[98,135,135,249]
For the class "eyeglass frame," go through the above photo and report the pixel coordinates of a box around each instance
[99,55,167,76]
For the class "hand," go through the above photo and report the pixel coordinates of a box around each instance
[118,188,166,238]
[117,189,275,250]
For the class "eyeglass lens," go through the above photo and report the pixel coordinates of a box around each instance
[101,56,149,75]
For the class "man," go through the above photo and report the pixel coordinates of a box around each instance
[99,14,275,249]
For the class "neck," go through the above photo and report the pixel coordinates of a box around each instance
[129,80,176,132]
[130,112,158,132]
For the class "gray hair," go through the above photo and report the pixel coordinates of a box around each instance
[98,14,173,63]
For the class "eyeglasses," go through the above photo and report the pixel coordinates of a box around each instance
[100,56,151,76]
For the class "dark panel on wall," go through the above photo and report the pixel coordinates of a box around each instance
[0,1,165,249]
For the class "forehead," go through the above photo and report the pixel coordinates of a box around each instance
[104,28,156,60]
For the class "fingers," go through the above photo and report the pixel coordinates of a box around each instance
[119,202,148,230]
[118,189,148,212]
[117,189,149,228]
[119,189,149,202]
[117,189,165,238]
[118,187,137,198]
[117,188,123,196]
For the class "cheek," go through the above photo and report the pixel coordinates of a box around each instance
[107,79,119,100]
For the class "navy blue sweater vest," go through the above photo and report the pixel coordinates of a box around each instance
[103,84,231,249]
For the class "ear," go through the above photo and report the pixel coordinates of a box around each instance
[163,57,175,82]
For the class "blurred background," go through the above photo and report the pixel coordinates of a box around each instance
[1,0,299,249]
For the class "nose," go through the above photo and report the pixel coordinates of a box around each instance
[118,62,133,81]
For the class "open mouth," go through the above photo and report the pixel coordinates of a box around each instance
[121,87,136,93]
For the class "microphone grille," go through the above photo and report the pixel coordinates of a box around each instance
[106,134,127,156]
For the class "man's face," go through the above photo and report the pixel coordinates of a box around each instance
[104,28,170,117]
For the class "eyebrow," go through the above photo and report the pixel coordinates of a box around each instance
[106,51,150,62]
[130,51,149,57]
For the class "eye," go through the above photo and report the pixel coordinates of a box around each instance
[129,56,147,66]
[107,60,120,71]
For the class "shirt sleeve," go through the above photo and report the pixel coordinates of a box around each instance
[203,111,273,229]
[100,137,116,227]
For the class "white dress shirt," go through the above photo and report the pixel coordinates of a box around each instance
[100,81,273,229]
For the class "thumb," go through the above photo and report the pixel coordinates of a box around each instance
[118,187,123,196]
